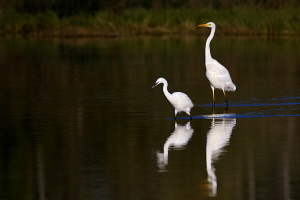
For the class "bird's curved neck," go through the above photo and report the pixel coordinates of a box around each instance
[205,26,215,61]
[162,82,172,100]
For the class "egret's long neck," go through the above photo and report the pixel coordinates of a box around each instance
[205,26,215,61]
[162,82,172,101]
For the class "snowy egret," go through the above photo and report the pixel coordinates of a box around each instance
[150,77,193,119]
[198,22,236,108]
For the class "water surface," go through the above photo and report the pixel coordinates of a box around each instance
[0,36,300,200]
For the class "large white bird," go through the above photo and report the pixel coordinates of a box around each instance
[198,22,236,108]
[150,77,193,119]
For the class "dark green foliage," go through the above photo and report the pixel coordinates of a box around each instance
[2,0,300,17]
[0,1,300,36]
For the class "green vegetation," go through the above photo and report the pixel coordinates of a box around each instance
[0,7,300,37]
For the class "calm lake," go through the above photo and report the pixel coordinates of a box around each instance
[0,36,300,200]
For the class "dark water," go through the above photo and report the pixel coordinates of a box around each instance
[0,36,300,200]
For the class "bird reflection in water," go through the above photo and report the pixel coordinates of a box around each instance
[206,114,236,196]
[157,121,194,171]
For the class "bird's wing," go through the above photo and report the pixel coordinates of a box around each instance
[170,92,193,105]
[206,59,236,91]
[206,59,230,76]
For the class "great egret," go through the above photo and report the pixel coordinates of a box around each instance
[150,77,193,119]
[198,22,236,108]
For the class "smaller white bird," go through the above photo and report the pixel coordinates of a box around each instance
[150,77,194,119]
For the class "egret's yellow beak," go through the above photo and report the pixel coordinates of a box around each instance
[197,24,208,27]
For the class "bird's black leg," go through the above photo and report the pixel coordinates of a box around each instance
[224,106,229,113]
[212,101,215,109]
[223,89,228,110]
[211,86,215,109]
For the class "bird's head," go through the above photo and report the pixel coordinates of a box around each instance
[149,77,166,91]
[198,22,215,28]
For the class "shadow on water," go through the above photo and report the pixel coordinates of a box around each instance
[157,113,237,197]
[205,116,236,197]
[156,121,194,172]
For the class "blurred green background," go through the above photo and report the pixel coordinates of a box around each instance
[0,0,299,37]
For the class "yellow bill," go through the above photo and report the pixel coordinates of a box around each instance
[198,24,208,27]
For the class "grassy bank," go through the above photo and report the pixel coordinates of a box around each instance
[0,7,300,37]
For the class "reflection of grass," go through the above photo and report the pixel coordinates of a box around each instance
[0,8,300,37]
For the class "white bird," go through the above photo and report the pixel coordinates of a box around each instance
[198,22,236,108]
[150,77,194,119]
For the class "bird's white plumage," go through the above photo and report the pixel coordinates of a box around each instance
[150,77,193,117]
[205,59,236,91]
[198,22,236,106]
[167,92,193,115]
